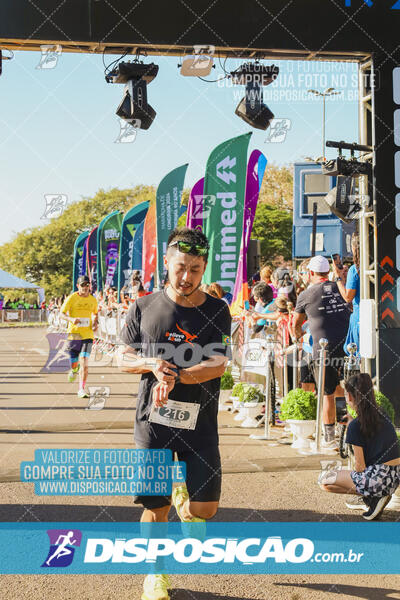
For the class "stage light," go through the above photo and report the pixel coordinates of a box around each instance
[322,140,372,177]
[231,62,278,130]
[322,140,372,222]
[322,156,371,178]
[106,60,159,130]
[324,176,363,223]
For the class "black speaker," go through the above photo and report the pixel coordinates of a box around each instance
[247,239,261,281]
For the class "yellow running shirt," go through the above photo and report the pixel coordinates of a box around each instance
[61,292,98,340]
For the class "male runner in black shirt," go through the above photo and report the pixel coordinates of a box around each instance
[293,255,350,449]
[118,227,231,600]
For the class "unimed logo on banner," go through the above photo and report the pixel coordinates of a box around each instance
[42,529,82,568]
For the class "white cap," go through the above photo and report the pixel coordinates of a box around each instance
[308,255,330,273]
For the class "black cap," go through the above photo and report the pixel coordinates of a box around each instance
[77,275,90,285]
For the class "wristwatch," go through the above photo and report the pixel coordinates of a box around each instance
[335,277,342,282]
[175,368,181,384]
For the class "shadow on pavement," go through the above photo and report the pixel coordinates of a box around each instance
[213,506,398,522]
[0,503,143,521]
[274,582,400,599]
[171,592,262,600]
[1,504,396,523]
[0,375,42,378]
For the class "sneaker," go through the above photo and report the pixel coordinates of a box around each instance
[345,496,368,510]
[68,365,80,383]
[77,388,89,398]
[362,495,392,521]
[172,485,206,539]
[141,574,171,600]
[172,486,203,522]
[321,439,339,452]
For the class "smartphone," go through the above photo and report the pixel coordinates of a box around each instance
[331,253,343,270]
[336,397,347,424]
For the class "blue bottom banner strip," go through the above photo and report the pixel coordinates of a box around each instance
[0,522,399,574]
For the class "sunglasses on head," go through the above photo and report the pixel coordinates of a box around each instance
[168,240,209,256]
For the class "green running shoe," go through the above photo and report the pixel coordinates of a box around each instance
[141,574,171,600]
[172,485,206,539]
[68,364,80,383]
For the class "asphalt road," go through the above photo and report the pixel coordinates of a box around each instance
[0,327,399,600]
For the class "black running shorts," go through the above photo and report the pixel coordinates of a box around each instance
[67,338,93,361]
[133,446,222,510]
[312,352,345,395]
[299,350,315,385]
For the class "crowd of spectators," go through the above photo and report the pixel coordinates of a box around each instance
[0,295,48,310]
[242,234,360,450]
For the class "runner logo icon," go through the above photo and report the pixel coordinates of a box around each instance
[42,529,82,568]
[165,324,198,345]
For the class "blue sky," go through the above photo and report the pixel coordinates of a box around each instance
[0,50,358,245]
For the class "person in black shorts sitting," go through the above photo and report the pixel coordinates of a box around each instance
[118,227,231,600]
[319,373,400,520]
[292,255,350,449]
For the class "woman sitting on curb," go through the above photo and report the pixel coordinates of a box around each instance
[319,372,400,521]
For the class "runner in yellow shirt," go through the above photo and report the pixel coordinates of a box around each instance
[60,275,98,398]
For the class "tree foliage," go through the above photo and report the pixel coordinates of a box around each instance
[252,163,293,263]
[252,203,292,263]
[0,186,155,297]
[259,163,293,211]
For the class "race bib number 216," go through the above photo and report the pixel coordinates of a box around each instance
[149,399,200,430]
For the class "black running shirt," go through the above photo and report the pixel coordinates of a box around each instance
[346,416,400,466]
[121,290,232,450]
[295,281,350,359]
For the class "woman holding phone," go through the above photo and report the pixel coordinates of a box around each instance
[319,373,400,520]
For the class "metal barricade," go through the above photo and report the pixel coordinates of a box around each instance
[292,340,299,390]
[47,309,67,332]
[1,309,47,323]
[275,319,290,399]
[250,334,276,441]
[343,342,361,382]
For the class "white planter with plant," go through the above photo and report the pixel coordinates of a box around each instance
[280,389,317,452]
[240,385,265,428]
[286,419,316,449]
[230,383,244,413]
[228,383,258,422]
[219,370,235,411]
[234,407,247,421]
